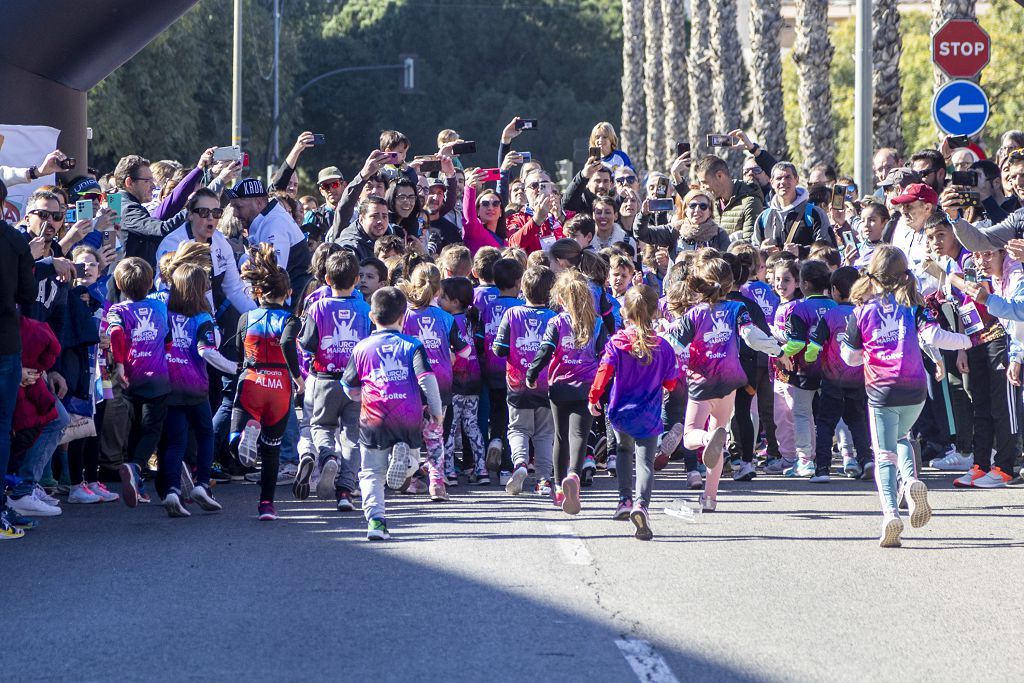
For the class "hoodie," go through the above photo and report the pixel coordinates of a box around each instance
[752,187,833,257]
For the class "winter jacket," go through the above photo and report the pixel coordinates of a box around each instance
[13,316,61,432]
[716,180,765,240]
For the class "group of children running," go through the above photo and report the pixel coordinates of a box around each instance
[97,226,974,549]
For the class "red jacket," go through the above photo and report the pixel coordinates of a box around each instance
[13,316,61,433]
[506,211,563,253]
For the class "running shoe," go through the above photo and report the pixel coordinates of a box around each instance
[786,459,815,477]
[561,473,581,515]
[535,479,553,497]
[581,456,596,487]
[87,481,119,502]
[191,484,223,512]
[429,480,449,502]
[732,462,756,481]
[974,466,1012,489]
[277,462,298,486]
[403,477,428,495]
[687,470,704,489]
[906,479,932,528]
[317,457,339,500]
[3,506,37,531]
[505,466,528,495]
[764,458,787,475]
[34,485,59,506]
[654,422,684,471]
[237,420,262,468]
[470,466,490,486]
[0,510,24,540]
[336,490,355,512]
[929,447,972,471]
[499,471,513,487]
[485,438,503,471]
[808,472,831,484]
[553,487,565,509]
[630,503,653,541]
[607,454,617,476]
[257,501,278,521]
[844,461,863,479]
[7,492,60,517]
[698,430,723,472]
[68,483,102,504]
[954,465,986,488]
[292,454,314,500]
[387,443,413,491]
[860,461,875,481]
[209,466,232,484]
[180,467,195,503]
[613,498,632,520]
[367,518,390,541]
[163,492,191,518]
[879,513,903,548]
[699,493,717,513]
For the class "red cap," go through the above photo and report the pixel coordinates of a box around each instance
[890,183,938,206]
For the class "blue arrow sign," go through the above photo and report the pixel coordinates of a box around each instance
[932,79,990,137]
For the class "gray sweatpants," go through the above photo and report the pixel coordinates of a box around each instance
[614,431,658,506]
[359,443,420,522]
[309,375,360,493]
[508,404,555,482]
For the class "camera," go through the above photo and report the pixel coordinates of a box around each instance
[947,135,971,149]
[59,157,76,170]
[589,146,601,159]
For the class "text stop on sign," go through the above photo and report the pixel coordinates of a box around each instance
[932,19,991,78]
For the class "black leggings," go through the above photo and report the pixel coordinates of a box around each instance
[730,385,757,463]
[551,399,594,482]
[67,401,105,483]
[487,385,513,471]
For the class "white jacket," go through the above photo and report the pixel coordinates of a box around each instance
[156,223,255,317]
[0,166,31,188]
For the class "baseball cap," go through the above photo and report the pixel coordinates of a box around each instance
[427,177,446,189]
[223,178,267,200]
[317,166,344,185]
[890,183,939,206]
[877,168,921,189]
[67,176,103,202]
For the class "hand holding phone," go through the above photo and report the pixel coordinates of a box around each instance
[707,134,737,147]
[831,185,848,211]
[76,200,94,221]
[675,141,691,156]
[589,146,601,159]
[515,119,538,131]
[312,134,326,146]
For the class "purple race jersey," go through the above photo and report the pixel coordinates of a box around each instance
[451,311,481,396]
[167,311,218,404]
[477,294,524,388]
[306,295,372,375]
[403,305,465,403]
[544,313,604,402]
[343,330,433,449]
[673,300,751,400]
[810,303,863,388]
[845,294,933,407]
[740,280,779,323]
[601,330,678,439]
[785,295,837,389]
[770,299,798,384]
[494,304,557,408]
[106,298,171,399]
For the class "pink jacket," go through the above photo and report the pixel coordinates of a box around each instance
[461,185,505,254]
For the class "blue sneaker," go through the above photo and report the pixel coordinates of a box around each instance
[3,505,38,530]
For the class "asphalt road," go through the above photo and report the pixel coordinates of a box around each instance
[5,465,1024,682]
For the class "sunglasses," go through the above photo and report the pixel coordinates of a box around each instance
[29,209,65,221]
[687,202,710,211]
[745,167,764,175]
[191,207,224,219]
[479,199,502,208]
[1008,148,1024,162]
[615,176,637,184]
[319,180,342,191]
[81,193,103,201]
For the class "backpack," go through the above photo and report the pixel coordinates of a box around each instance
[756,202,815,243]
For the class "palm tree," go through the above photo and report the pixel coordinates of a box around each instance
[793,0,836,170]
[873,0,903,153]
[688,0,713,161]
[660,0,688,169]
[710,0,743,171]
[931,0,977,90]
[643,0,664,171]
[748,0,787,160]
[620,0,646,168]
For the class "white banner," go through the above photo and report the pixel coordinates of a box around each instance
[0,123,61,222]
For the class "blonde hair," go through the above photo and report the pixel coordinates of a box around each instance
[402,262,441,308]
[553,270,597,347]
[849,245,923,308]
[589,122,619,151]
[501,247,528,269]
[686,257,733,304]
[437,129,459,147]
[160,242,212,284]
[621,285,660,364]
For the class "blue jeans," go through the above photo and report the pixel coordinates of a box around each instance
[159,402,214,498]
[0,352,21,506]
[14,399,70,498]
[868,403,923,515]
[279,404,299,465]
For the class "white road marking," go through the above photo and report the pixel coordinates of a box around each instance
[545,523,593,565]
[615,639,681,683]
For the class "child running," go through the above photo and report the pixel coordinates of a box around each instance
[842,246,972,547]
[160,263,237,516]
[299,250,371,511]
[672,255,782,511]
[588,285,679,541]
[766,258,801,474]
[494,265,558,498]
[342,287,443,540]
[231,245,303,521]
[527,269,608,514]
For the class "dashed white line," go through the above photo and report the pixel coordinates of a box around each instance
[615,638,681,683]
[545,523,593,565]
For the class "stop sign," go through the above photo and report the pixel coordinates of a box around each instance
[932,20,990,78]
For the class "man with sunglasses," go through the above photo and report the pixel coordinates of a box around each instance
[909,149,947,197]
[949,149,1024,253]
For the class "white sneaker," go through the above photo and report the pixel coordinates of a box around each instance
[879,514,903,548]
[86,482,120,502]
[387,442,413,490]
[67,483,102,504]
[928,447,972,471]
[808,472,831,484]
[702,427,727,470]
[8,493,62,517]
[699,493,717,512]
[237,419,262,467]
[191,484,223,512]
[485,438,503,472]
[34,485,60,507]
[732,462,756,481]
[162,492,191,518]
[686,470,704,489]
[973,466,1012,489]
[276,462,298,486]
[906,479,932,529]
[505,466,528,495]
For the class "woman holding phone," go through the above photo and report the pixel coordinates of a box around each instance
[462,168,507,254]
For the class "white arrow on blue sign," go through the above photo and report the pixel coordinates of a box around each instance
[932,79,990,137]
